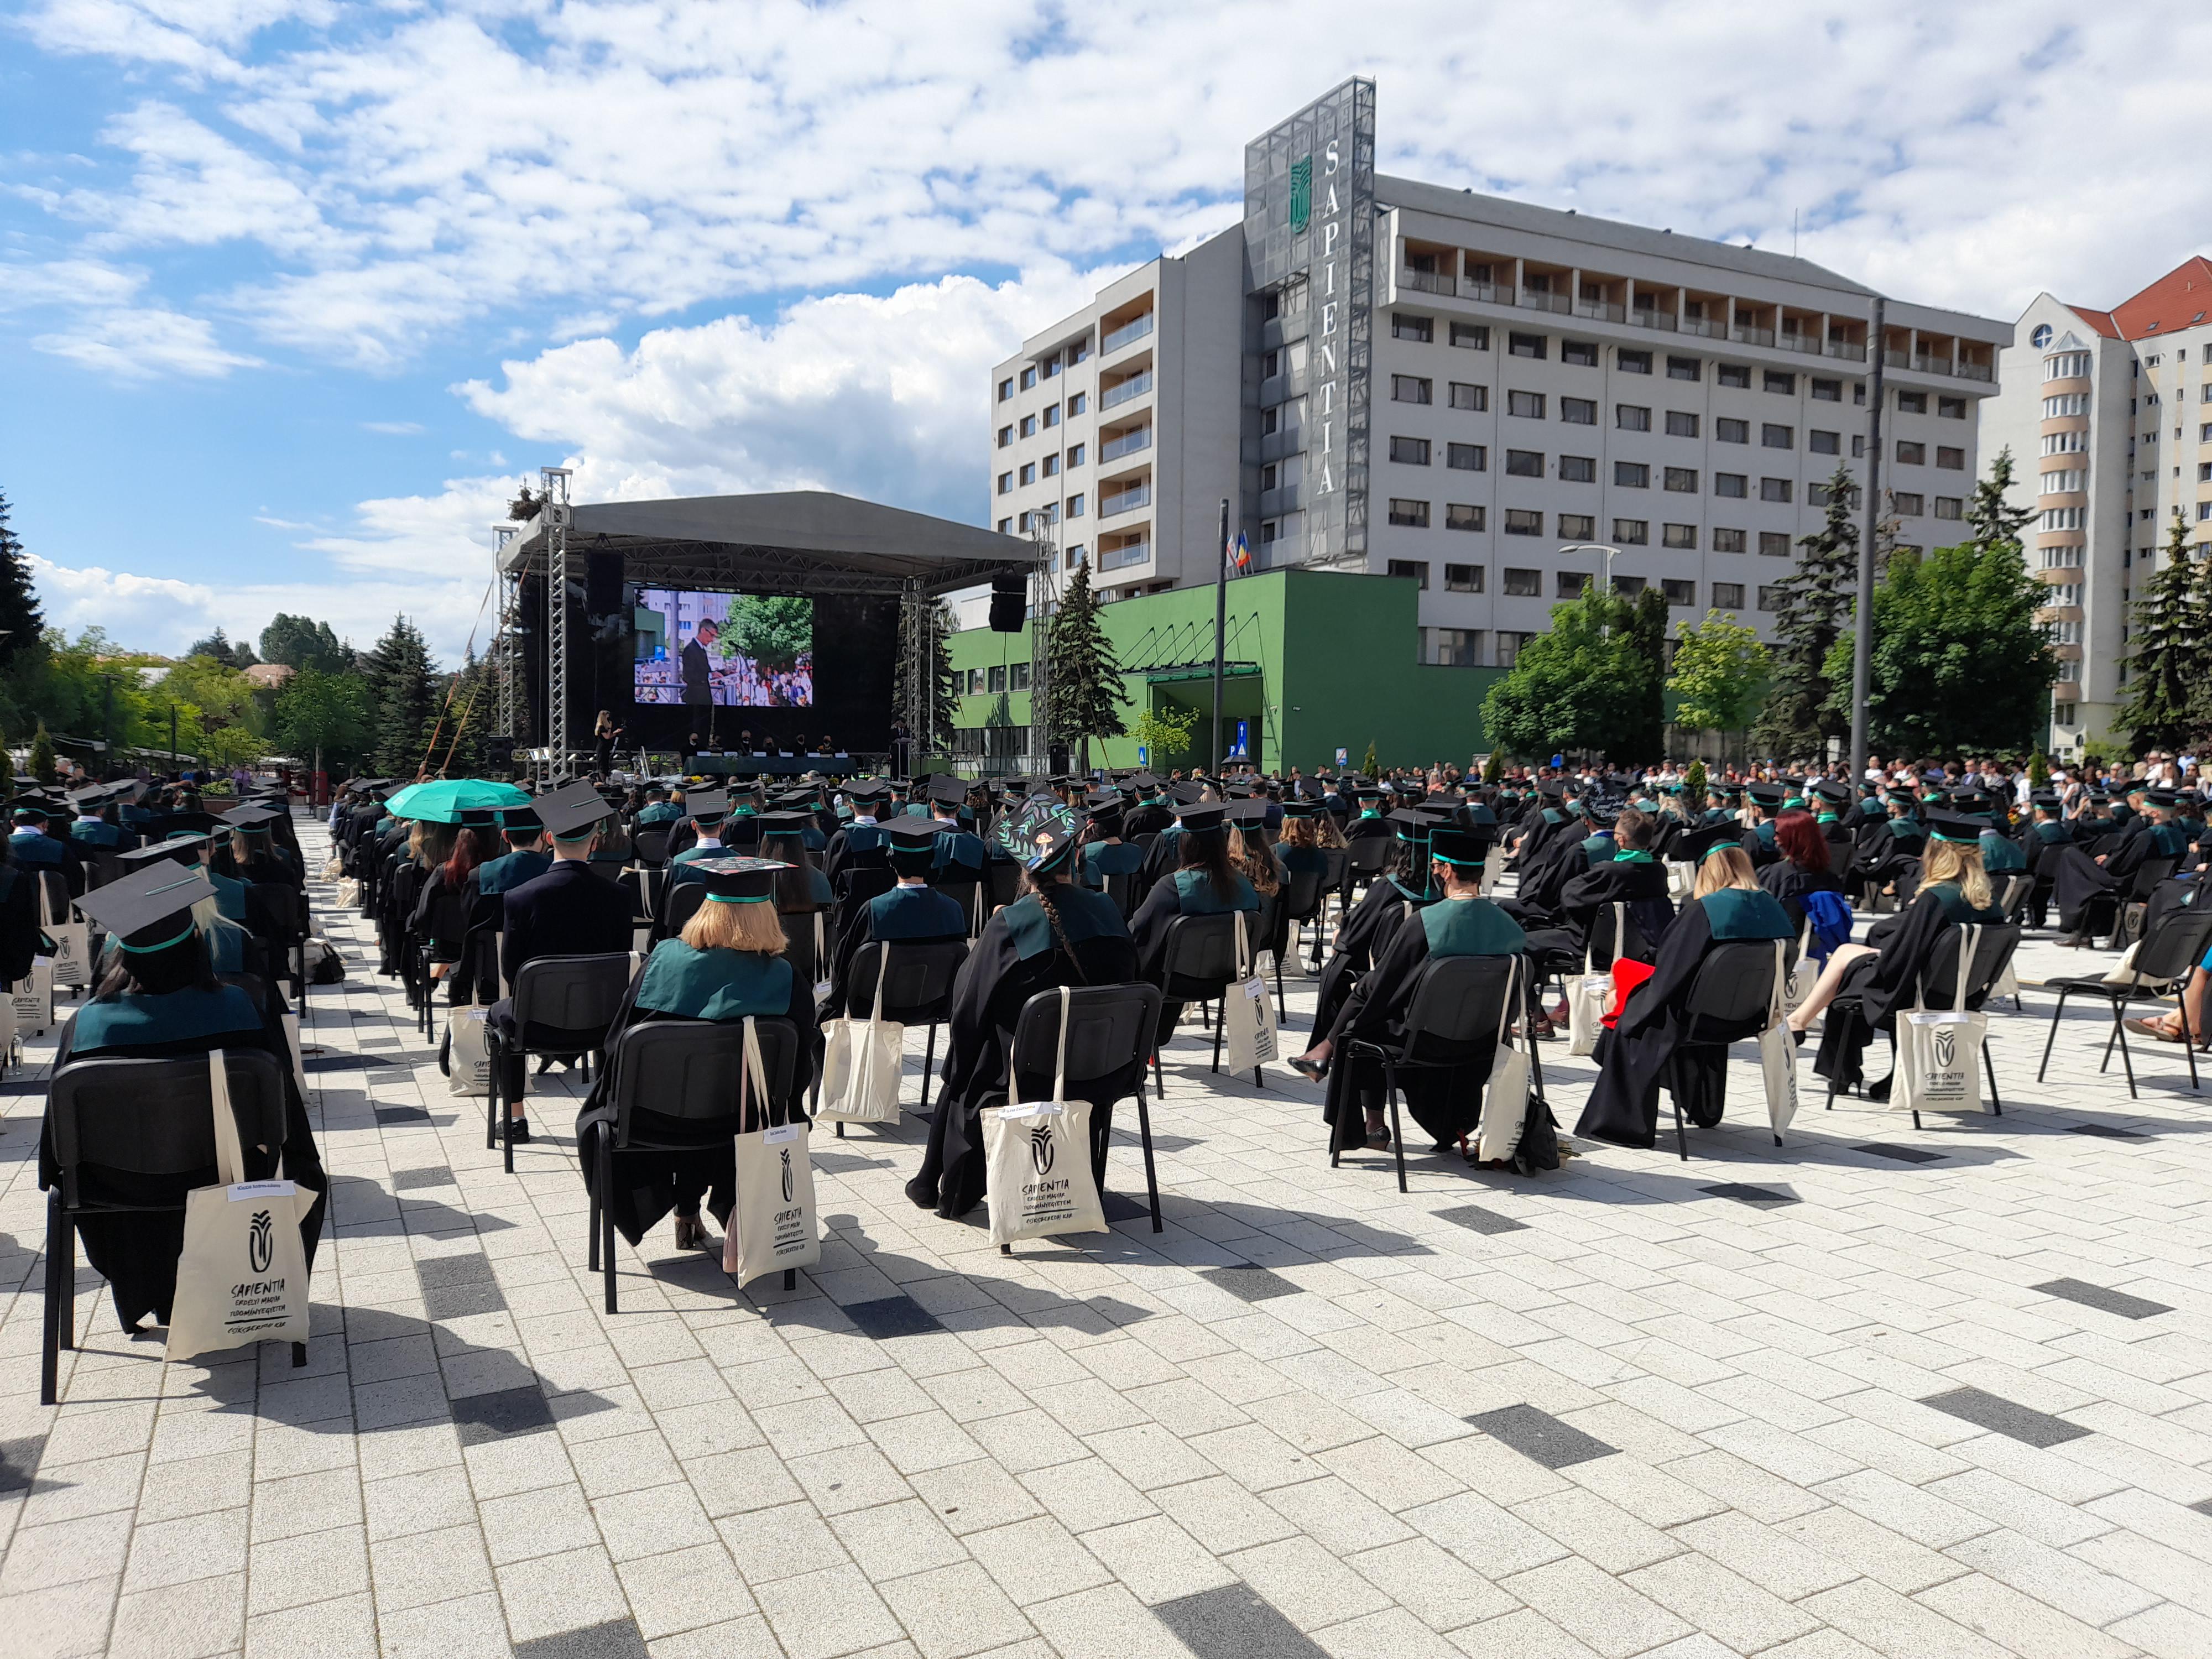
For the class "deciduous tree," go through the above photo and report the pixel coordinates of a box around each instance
[1668,610,1770,741]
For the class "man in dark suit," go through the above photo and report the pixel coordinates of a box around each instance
[681,617,719,708]
[487,781,636,1142]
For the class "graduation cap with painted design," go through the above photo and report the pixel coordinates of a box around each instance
[994,795,1080,872]
[684,855,789,903]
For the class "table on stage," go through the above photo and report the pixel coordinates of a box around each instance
[681,753,880,778]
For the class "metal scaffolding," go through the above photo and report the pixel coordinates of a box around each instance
[538,467,573,777]
[493,524,523,742]
[1029,525,1058,772]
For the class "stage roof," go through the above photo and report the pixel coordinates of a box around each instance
[497,489,1044,598]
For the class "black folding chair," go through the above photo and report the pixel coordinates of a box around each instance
[780,908,827,994]
[830,940,970,1131]
[43,1052,306,1403]
[485,953,636,1173]
[1342,953,1527,1192]
[1662,940,1792,1161]
[1343,837,1388,905]
[985,859,1021,916]
[1006,984,1166,1237]
[935,875,983,938]
[658,879,709,946]
[1156,913,1243,1082]
[632,828,672,867]
[1825,924,2018,1129]
[2037,906,2212,1099]
[589,1018,801,1312]
[1279,865,1327,984]
[255,882,310,1000]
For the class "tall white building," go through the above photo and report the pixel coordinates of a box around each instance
[990,79,2011,672]
[1982,258,2212,757]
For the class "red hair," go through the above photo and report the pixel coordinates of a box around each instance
[445,826,495,889]
[1773,810,1829,874]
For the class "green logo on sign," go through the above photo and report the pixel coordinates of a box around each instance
[1289,155,1312,233]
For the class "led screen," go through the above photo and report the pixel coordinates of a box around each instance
[633,588,814,707]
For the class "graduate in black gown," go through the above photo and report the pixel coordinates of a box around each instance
[1300,810,1442,1047]
[1575,835,1796,1149]
[828,821,969,1016]
[41,864,326,1330]
[575,857,817,1252]
[1757,810,1845,916]
[909,797,1136,1219]
[1129,802,1263,1042]
[1521,807,1674,967]
[2046,788,2191,936]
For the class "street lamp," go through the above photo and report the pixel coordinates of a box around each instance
[1557,544,1622,637]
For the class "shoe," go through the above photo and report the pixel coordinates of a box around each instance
[674,1215,713,1250]
[504,1118,531,1145]
[2125,1018,2185,1044]
[1289,1055,1328,1083]
[1363,1126,1392,1152]
[904,1177,940,1211]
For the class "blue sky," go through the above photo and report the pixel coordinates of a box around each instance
[2,2,2204,661]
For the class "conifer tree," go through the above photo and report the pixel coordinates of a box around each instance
[1043,557,1127,770]
[2119,512,2201,754]
[361,615,438,778]
[0,491,44,672]
[1751,463,1858,760]
[29,722,55,784]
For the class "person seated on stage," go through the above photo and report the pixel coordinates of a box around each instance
[911,796,1136,1219]
[824,780,892,885]
[664,790,735,886]
[1790,812,2006,1093]
[474,807,552,896]
[1575,834,1797,1150]
[1077,792,1147,893]
[925,779,988,880]
[41,863,327,1334]
[576,857,819,1253]
[487,782,639,1144]
[1757,809,1844,914]
[828,821,970,1017]
[1316,824,1527,1157]
[11,800,87,898]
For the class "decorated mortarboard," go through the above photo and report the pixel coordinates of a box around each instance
[994,794,1080,872]
[684,789,732,821]
[536,780,614,841]
[1670,822,1744,862]
[686,855,789,904]
[74,863,215,948]
[120,834,208,867]
[1925,811,1993,845]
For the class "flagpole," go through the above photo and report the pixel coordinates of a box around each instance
[1211,499,1228,774]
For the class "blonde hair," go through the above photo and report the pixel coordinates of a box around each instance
[409,821,456,868]
[1921,838,1994,911]
[679,896,790,956]
[1229,826,1280,895]
[1692,846,1759,899]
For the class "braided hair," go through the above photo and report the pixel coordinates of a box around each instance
[1025,867,1089,983]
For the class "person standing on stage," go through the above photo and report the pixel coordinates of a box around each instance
[592,711,624,779]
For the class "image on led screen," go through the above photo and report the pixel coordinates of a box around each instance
[633,588,815,707]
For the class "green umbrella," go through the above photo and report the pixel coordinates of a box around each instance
[383,778,531,823]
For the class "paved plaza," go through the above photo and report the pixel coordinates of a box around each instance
[4,826,2211,1659]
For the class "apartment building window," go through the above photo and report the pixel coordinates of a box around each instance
[1758,585,1787,612]
[1852,434,1866,458]
[1613,461,1647,488]
[1662,523,1698,550]
[1896,390,1928,414]
[1666,411,1699,438]
[1613,518,1650,545]
[1042,453,1060,477]
[1391,374,1433,404]
[1619,348,1653,375]
[1713,528,1747,552]
[1387,560,1430,588]
[1389,436,1432,465]
[1071,338,1091,364]
[1760,477,1794,503]
[1058,492,1081,521]
[1764,371,1795,394]
[1504,513,1543,539]
[1444,560,1484,588]
[2043,394,2090,418]
[1717,418,1749,444]
[1509,331,1547,359]
[1714,472,1748,498]
[1496,630,1538,666]
[1451,322,1490,349]
[1759,531,1791,557]
[1259,463,1276,493]
[1449,382,1487,411]
[1444,505,1485,534]
[1613,575,1647,596]
[1563,340,1598,367]
[1558,513,1596,539]
[1896,439,1926,465]
[1428,627,1485,666]
[1020,367,1037,390]
[1892,491,1924,516]
[1509,390,1546,419]
[1447,442,1486,471]
[997,472,1013,495]
[1560,455,1595,483]
[1617,404,1652,432]
[1504,566,1542,593]
[997,425,1013,448]
[1939,395,1967,418]
[1043,404,1060,427]
[1041,357,1061,380]
[1668,356,1702,381]
[1019,415,1037,437]
[1664,466,1698,493]
[2053,702,2077,725]
[1019,463,1037,485]
[1812,378,1841,401]
[1762,424,1794,449]
[1713,581,1746,609]
[1809,429,1840,455]
[1069,392,1087,416]
[1553,397,1592,425]
[1558,571,1590,597]
[1387,498,1431,527]
[1718,363,1751,388]
[1391,313,1433,342]
[1067,442,1086,466]
[997,518,1013,534]
[1506,449,1544,477]
[1809,480,1858,508]
[1662,578,1697,605]
[1936,446,1965,469]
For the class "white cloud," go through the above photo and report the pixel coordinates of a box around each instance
[32,304,260,378]
[360,420,423,435]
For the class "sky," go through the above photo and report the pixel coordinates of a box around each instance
[2,1,2208,664]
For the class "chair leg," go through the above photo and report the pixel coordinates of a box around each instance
[1210,1003,1223,1074]
[921,1024,937,1116]
[2100,1008,2121,1076]
[1151,1044,1164,1095]
[292,1341,307,1368]
[2037,987,2070,1081]
[2182,994,2200,1091]
[504,1066,518,1175]
[41,1192,62,1406]
[1385,1063,1407,1194]
[587,1175,601,1272]
[2112,1001,2138,1100]
[1983,1039,2002,1115]
[1672,1094,1688,1162]
[601,1140,618,1314]
[783,1267,796,1290]
[1134,1082,1163,1233]
[486,1039,500,1151]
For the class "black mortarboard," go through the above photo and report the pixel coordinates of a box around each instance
[218,804,284,834]
[719,814,762,849]
[457,807,499,830]
[1167,781,1207,806]
[1172,802,1227,833]
[1811,781,1850,808]
[1430,826,1487,866]
[536,780,613,841]
[843,780,890,804]
[499,806,542,832]
[67,784,110,807]
[757,812,812,838]
[2030,792,2062,811]
[1279,799,1319,820]
[75,863,215,946]
[9,799,52,822]
[2146,789,2180,808]
[687,855,787,904]
[1225,799,1269,828]
[121,834,207,868]
[1671,823,1744,862]
[684,789,731,822]
[1387,808,1435,842]
[1746,783,1786,810]
[994,794,1079,872]
[1926,811,1992,845]
[884,820,942,870]
[927,777,971,806]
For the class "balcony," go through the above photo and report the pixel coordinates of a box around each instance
[1679,316,1725,339]
[2051,641,2084,662]
[1516,289,1571,315]
[1958,361,1994,383]
[1575,299,1625,324]
[1779,332,1823,356]
[1100,370,1153,410]
[1401,268,1455,296]
[1463,280,1514,305]
[1731,325,1776,348]
[1100,483,1151,518]
[1627,306,1678,332]
[1825,339,1866,360]
[1099,425,1152,463]
[1101,312,1154,354]
[2053,680,2083,701]
[1098,541,1151,572]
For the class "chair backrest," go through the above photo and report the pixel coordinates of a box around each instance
[1997,873,2035,921]
[632,828,671,867]
[257,882,305,939]
[606,1016,802,1140]
[935,878,981,934]
[1103,869,1137,920]
[510,952,635,1035]
[2134,904,2212,983]
[780,910,822,987]
[1399,953,1517,1061]
[48,1051,290,1208]
[1008,983,1164,1103]
[1280,865,1325,924]
[985,860,1020,913]
[1919,923,2021,1010]
[89,848,128,891]
[1347,837,1389,876]
[2129,855,2178,901]
[1157,912,1240,992]
[839,866,897,911]
[662,880,708,938]
[585,859,625,885]
[847,939,969,1021]
[1680,941,1788,1038]
[1319,847,1349,891]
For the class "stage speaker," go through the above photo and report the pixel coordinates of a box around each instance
[483,735,516,775]
[585,550,625,618]
[988,570,1027,632]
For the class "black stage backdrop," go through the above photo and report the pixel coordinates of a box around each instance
[518,580,898,758]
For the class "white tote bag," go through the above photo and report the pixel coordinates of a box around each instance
[984,989,1109,1246]
[1757,939,1801,1139]
[167,1050,312,1361]
[816,941,905,1125]
[1567,904,1622,1058]
[1896,925,1987,1116]
[34,876,90,992]
[1478,846,1507,898]
[1785,921,1818,1012]
[726,1018,822,1287]
[445,1004,492,1098]
[1222,911,1280,1074]
[12,957,53,1037]
[1476,957,1532,1163]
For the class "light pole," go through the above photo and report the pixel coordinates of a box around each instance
[1557,543,1621,628]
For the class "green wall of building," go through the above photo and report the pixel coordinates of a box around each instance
[946,570,1503,774]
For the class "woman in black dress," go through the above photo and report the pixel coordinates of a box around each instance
[592,711,624,779]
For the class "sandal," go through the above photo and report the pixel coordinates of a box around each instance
[2124,1018,2186,1044]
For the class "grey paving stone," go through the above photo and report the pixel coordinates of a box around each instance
[390,1167,456,1191]
[1153,1582,1329,1659]
[842,1296,947,1340]
[1200,1266,1300,1303]
[1465,1405,1618,1470]
[2069,1122,2150,1140]
[373,1103,431,1124]
[2190,1497,2212,1519]
[2032,1277,2175,1320]
[450,1386,556,1447]
[1919,1386,2091,1448]
[1852,1143,1944,1164]
[1698,1183,1798,1208]
[1433,1204,1528,1235]
[311,1054,398,1072]
[415,1253,495,1290]
[424,1280,509,1319]
[512,1615,650,1658]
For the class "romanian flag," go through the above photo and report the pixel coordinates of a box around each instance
[1232,531,1251,572]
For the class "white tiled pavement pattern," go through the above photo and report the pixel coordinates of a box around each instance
[3,823,2210,1659]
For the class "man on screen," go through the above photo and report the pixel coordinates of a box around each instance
[681,615,719,707]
